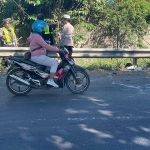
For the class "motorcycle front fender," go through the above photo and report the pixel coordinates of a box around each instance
[59,65,87,87]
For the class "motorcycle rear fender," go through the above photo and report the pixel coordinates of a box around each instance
[6,64,18,75]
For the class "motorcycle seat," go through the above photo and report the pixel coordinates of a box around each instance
[12,57,46,70]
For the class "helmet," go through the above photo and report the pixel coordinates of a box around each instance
[32,20,48,33]
[63,14,70,20]
[3,18,11,24]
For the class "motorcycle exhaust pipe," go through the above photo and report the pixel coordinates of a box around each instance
[9,74,30,86]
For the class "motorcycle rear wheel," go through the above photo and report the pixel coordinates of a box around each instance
[66,70,90,93]
[6,68,32,95]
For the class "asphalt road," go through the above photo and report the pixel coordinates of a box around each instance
[0,70,150,150]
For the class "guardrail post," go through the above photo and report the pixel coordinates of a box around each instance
[133,58,138,66]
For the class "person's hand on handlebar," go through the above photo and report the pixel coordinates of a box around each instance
[58,49,63,53]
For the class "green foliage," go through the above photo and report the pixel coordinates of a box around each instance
[75,58,131,70]
[102,0,150,47]
[75,58,150,71]
[73,35,84,45]
[0,0,150,47]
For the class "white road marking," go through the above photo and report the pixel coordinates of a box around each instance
[112,82,150,90]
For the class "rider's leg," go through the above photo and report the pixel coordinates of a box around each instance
[47,59,59,87]
[47,72,59,87]
[31,55,59,87]
[49,72,55,79]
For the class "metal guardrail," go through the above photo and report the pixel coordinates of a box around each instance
[0,47,150,65]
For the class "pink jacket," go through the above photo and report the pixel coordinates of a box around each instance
[27,33,59,57]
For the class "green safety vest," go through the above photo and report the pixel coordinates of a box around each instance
[44,25,50,34]
[2,27,15,43]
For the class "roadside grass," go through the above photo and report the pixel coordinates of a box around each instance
[0,64,6,72]
[0,64,4,70]
[1,58,150,72]
[75,58,150,71]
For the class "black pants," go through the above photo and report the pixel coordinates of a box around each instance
[64,45,73,56]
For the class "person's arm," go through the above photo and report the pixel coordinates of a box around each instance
[72,26,75,37]
[0,28,3,37]
[13,32,18,47]
[60,25,67,46]
[0,28,5,39]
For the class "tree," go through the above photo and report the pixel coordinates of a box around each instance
[103,0,150,48]
[0,0,150,47]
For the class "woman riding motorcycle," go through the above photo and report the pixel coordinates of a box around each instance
[27,20,62,88]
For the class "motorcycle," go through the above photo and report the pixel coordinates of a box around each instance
[6,47,90,95]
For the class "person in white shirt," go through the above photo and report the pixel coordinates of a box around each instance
[60,15,74,56]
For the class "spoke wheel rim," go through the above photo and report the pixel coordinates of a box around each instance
[67,71,89,93]
[9,71,30,94]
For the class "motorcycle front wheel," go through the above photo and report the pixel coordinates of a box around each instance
[6,68,32,95]
[66,70,90,93]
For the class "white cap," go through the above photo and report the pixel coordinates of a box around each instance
[63,14,70,19]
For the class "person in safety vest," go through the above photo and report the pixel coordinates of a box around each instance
[0,18,18,47]
[32,13,56,45]
[42,23,57,45]
[0,18,18,67]
[60,14,74,56]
